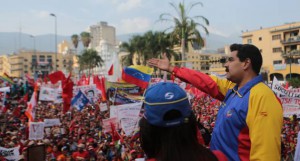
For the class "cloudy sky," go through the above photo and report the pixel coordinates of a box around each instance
[1,0,299,37]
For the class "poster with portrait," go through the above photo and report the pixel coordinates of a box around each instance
[71,90,89,111]
[73,85,100,104]
[39,87,56,101]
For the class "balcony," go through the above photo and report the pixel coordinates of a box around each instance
[281,36,300,44]
[281,50,300,58]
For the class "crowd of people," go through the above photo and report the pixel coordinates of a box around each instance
[0,43,299,161]
[0,79,298,161]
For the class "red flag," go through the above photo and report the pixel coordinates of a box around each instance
[48,71,66,84]
[25,84,38,122]
[108,64,113,75]
[284,82,289,89]
[77,74,89,86]
[13,106,22,117]
[93,75,107,101]
[62,73,73,113]
[110,123,120,142]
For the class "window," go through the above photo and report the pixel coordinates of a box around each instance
[39,55,45,62]
[247,39,252,44]
[272,47,282,53]
[259,37,262,41]
[272,34,281,40]
[273,60,282,64]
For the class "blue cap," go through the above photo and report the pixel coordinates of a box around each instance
[144,82,192,127]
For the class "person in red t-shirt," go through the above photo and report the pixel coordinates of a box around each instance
[72,144,90,161]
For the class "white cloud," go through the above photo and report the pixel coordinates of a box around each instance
[117,0,142,12]
[207,26,230,37]
[119,17,151,34]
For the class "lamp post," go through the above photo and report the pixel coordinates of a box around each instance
[289,51,292,80]
[29,35,36,53]
[50,13,57,71]
[29,35,36,77]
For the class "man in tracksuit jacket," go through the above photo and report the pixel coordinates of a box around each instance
[147,44,283,161]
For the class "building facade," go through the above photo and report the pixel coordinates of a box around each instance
[89,21,118,75]
[242,22,300,81]
[89,21,116,49]
[0,50,76,78]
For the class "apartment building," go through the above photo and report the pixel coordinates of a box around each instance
[242,22,300,81]
[89,21,116,49]
[0,50,76,78]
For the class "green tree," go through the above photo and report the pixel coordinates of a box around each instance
[131,35,146,65]
[80,32,91,48]
[159,1,209,66]
[77,49,104,76]
[120,42,135,67]
[287,78,300,88]
[71,34,79,49]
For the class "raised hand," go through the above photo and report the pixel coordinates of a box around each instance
[147,53,174,72]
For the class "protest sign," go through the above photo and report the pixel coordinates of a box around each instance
[44,119,61,127]
[29,122,45,140]
[39,87,57,101]
[102,117,118,133]
[100,103,108,112]
[0,146,20,161]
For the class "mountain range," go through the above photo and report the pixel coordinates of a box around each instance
[0,32,242,54]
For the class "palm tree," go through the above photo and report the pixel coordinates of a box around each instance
[71,34,79,49]
[131,35,146,65]
[78,49,104,76]
[80,32,91,48]
[159,0,209,66]
[120,42,135,67]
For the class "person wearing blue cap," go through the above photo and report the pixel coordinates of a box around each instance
[147,44,283,161]
[139,82,225,161]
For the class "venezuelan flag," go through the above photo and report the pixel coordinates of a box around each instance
[122,65,153,89]
[0,75,14,84]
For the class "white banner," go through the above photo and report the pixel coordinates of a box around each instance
[0,87,10,92]
[39,87,57,101]
[110,105,118,118]
[29,122,45,140]
[121,118,140,136]
[102,117,118,133]
[54,88,63,103]
[44,119,61,127]
[117,102,143,121]
[294,131,300,161]
[0,146,20,161]
[272,76,300,97]
[280,97,300,117]
[100,103,108,112]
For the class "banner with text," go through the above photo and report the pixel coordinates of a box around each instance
[0,146,20,161]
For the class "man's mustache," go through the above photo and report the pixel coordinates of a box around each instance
[225,67,229,72]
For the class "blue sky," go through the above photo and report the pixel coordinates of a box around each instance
[1,0,299,37]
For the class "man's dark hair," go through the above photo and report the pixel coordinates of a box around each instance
[230,44,263,75]
[139,113,218,161]
[87,90,94,95]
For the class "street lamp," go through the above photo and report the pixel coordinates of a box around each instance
[29,35,37,77]
[289,50,294,80]
[29,35,36,53]
[50,13,57,71]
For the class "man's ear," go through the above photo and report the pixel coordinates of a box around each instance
[243,58,251,70]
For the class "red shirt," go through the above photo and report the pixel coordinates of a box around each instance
[72,151,90,160]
